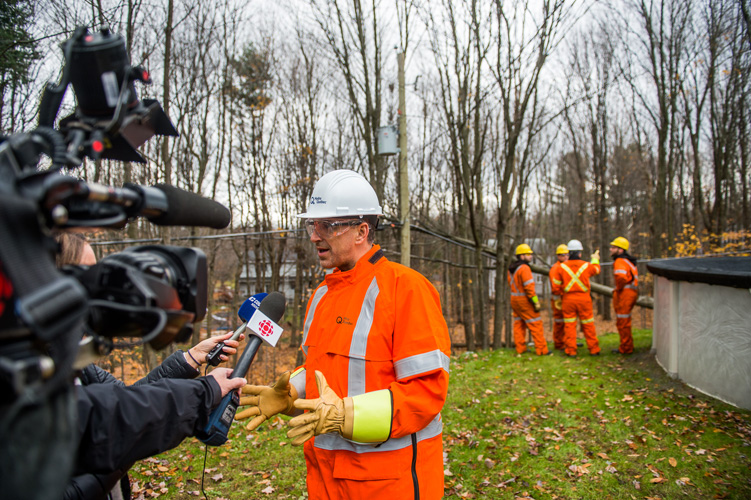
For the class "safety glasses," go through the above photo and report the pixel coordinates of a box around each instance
[305,219,364,239]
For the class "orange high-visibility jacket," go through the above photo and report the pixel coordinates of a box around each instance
[613,256,638,292]
[549,258,601,296]
[291,244,451,499]
[507,261,538,302]
[548,261,564,303]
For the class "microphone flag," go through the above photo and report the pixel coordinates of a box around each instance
[246,309,284,347]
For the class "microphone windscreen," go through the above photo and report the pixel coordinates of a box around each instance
[238,292,267,322]
[257,291,286,323]
[149,184,231,229]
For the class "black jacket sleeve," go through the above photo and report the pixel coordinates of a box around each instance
[133,350,199,386]
[74,376,221,475]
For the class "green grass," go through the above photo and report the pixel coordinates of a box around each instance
[129,329,751,499]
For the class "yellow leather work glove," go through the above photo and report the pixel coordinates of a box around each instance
[554,299,562,310]
[286,370,353,446]
[235,371,297,431]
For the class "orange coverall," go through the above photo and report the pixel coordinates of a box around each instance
[613,256,639,354]
[548,261,565,350]
[507,261,549,355]
[293,245,451,500]
[550,258,601,356]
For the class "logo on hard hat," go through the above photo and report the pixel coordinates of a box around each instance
[310,196,327,205]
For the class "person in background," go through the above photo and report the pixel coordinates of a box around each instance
[609,236,639,355]
[236,170,451,500]
[508,244,550,356]
[549,239,601,357]
[549,244,569,351]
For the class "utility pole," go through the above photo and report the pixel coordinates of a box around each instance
[398,51,410,268]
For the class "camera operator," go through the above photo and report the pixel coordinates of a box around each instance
[55,233,246,500]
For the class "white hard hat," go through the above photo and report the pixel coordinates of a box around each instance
[567,239,583,252]
[297,169,383,219]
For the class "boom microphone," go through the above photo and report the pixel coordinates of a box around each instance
[146,183,231,229]
[56,179,231,229]
[198,292,286,446]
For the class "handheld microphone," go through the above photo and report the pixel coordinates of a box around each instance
[199,292,286,446]
[206,293,267,367]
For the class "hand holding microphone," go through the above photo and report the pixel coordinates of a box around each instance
[186,332,244,369]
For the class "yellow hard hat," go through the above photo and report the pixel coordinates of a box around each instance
[610,236,629,251]
[556,244,569,255]
[515,243,533,255]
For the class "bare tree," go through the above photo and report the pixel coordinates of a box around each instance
[309,0,387,196]
[489,0,578,348]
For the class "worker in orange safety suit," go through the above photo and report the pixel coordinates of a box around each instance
[548,244,569,351]
[610,236,638,355]
[507,244,550,355]
[549,239,601,357]
[235,169,451,500]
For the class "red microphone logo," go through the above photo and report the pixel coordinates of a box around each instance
[258,319,274,337]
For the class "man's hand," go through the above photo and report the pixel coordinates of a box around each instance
[286,371,352,446]
[533,301,541,313]
[235,371,297,431]
[206,368,246,398]
[591,250,600,263]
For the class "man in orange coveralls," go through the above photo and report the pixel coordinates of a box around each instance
[508,244,550,355]
[549,239,601,357]
[548,244,569,351]
[609,236,639,355]
[235,169,451,500]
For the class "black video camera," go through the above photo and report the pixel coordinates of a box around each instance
[0,25,229,499]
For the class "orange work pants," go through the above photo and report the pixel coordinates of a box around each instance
[303,433,444,499]
[550,298,565,350]
[613,288,638,354]
[511,297,548,355]
[562,293,600,356]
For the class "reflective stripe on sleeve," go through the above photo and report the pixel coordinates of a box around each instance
[552,278,562,285]
[511,292,526,297]
[616,313,631,319]
[289,367,306,400]
[624,284,638,291]
[522,278,534,286]
[350,389,393,443]
[302,286,328,356]
[614,269,627,275]
[315,413,443,453]
[394,349,450,380]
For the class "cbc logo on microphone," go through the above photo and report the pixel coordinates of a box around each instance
[258,320,274,337]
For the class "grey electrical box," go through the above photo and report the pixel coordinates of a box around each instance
[377,125,400,156]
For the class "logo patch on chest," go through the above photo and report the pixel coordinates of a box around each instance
[335,316,353,325]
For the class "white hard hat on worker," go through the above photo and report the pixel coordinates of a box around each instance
[297,169,383,219]
[297,170,382,271]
